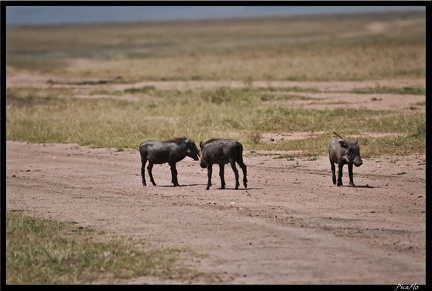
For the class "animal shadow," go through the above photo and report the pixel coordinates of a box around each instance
[346,184,375,189]
[158,183,205,188]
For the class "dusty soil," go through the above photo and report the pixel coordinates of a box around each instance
[6,74,426,284]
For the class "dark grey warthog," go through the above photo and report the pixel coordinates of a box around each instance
[139,137,200,187]
[199,138,247,190]
[328,134,363,187]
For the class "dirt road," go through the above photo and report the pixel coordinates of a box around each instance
[5,75,426,284]
[6,141,425,284]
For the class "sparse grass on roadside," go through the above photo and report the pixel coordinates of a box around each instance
[6,87,425,157]
[6,210,197,284]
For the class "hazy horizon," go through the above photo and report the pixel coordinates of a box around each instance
[5,5,425,26]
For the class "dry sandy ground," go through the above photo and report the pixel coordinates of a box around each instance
[6,74,426,285]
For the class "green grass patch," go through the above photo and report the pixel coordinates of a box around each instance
[363,136,425,157]
[352,86,425,95]
[6,210,197,284]
[255,86,321,93]
[6,87,75,104]
[274,154,296,161]
[89,89,124,96]
[259,93,313,102]
[364,113,425,135]
[124,86,157,94]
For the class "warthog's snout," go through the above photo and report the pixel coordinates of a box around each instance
[354,157,363,167]
[199,158,207,168]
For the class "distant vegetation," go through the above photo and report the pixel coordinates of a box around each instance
[6,11,425,81]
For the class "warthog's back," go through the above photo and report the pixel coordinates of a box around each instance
[201,139,243,163]
[140,137,199,161]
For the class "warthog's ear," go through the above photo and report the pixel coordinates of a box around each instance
[199,141,204,149]
[339,140,348,149]
[355,140,358,145]
[185,138,191,145]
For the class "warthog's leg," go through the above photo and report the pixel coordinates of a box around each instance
[206,164,213,190]
[230,160,240,190]
[141,158,147,186]
[330,159,336,185]
[348,163,355,187]
[219,164,226,189]
[238,160,247,188]
[337,162,344,187]
[170,162,180,187]
[147,162,156,186]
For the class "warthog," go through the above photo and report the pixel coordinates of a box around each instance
[139,137,200,187]
[329,132,363,187]
[199,138,247,190]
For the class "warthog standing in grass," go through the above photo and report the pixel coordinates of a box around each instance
[139,137,200,187]
[329,132,363,187]
[199,138,247,190]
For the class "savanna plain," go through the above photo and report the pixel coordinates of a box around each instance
[5,11,426,285]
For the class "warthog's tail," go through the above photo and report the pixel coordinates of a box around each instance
[333,132,344,139]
